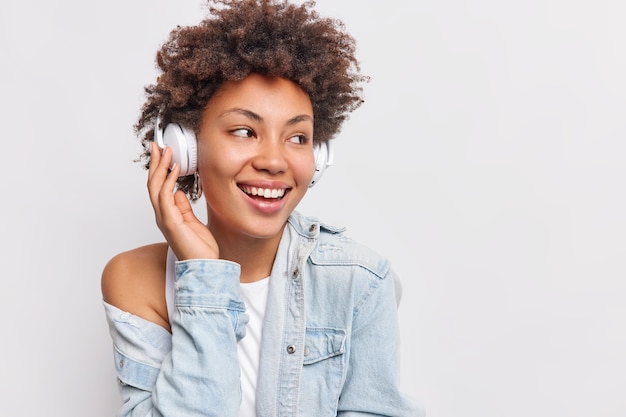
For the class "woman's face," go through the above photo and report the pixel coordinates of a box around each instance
[197,73,315,242]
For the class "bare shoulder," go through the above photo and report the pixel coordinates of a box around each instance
[101,242,171,332]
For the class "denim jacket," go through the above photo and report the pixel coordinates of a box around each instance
[103,211,424,416]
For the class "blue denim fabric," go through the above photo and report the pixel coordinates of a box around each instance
[103,211,424,416]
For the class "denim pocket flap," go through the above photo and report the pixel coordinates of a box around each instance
[114,347,160,391]
[303,327,346,365]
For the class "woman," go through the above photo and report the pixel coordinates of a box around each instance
[102,0,422,415]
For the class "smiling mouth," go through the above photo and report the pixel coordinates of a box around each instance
[240,185,287,199]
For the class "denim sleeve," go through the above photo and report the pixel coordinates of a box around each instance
[337,269,425,417]
[104,259,247,417]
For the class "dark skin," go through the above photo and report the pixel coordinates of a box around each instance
[102,143,207,334]
[102,243,171,332]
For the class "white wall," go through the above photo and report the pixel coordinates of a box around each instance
[1,0,625,416]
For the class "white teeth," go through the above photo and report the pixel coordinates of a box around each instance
[242,186,285,199]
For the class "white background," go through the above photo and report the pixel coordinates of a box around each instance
[1,0,625,416]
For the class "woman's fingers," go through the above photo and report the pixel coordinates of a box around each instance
[148,143,164,204]
[174,189,194,221]
[148,144,175,208]
[147,143,183,236]
[157,160,181,223]
[146,143,217,259]
[173,190,219,259]
[147,142,165,186]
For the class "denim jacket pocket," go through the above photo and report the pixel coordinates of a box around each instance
[302,327,346,365]
[300,328,346,414]
[114,347,160,391]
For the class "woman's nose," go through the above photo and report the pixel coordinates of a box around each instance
[251,138,289,174]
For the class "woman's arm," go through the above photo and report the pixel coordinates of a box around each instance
[337,269,424,416]
[103,252,247,417]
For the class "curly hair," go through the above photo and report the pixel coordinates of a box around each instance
[134,0,368,198]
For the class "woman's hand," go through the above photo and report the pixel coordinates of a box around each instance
[148,142,219,260]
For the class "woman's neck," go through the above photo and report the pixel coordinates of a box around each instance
[212,225,284,283]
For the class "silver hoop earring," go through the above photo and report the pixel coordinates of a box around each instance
[192,171,203,200]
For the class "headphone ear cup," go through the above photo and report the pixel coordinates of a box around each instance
[181,125,198,175]
[161,123,198,177]
[310,140,334,188]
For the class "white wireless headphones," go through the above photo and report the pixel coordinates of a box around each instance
[154,117,333,187]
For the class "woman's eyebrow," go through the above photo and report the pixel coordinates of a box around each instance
[219,108,262,121]
[286,114,313,125]
[219,108,313,125]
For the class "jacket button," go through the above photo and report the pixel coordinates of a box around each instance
[292,269,299,279]
[119,359,125,368]
[286,344,296,354]
[309,224,316,233]
[304,347,310,357]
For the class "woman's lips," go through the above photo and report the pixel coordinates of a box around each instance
[238,184,291,213]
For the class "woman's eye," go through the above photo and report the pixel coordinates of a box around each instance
[231,128,254,138]
[288,135,307,144]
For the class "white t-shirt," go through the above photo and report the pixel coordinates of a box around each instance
[237,277,269,417]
